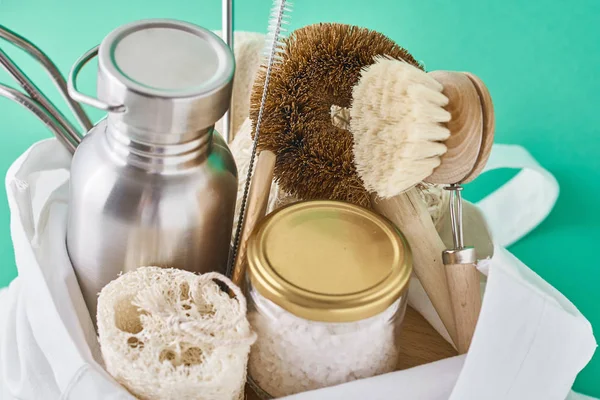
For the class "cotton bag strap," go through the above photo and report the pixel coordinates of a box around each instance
[475,143,559,247]
[450,145,595,400]
[408,142,561,341]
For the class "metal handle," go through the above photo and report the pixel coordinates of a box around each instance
[447,184,465,249]
[68,46,126,113]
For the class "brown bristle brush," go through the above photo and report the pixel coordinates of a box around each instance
[230,22,424,285]
[249,22,423,208]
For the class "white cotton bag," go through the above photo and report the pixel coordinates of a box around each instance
[0,29,596,400]
[0,138,595,400]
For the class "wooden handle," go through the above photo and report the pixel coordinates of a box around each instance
[444,261,482,354]
[373,188,459,347]
[231,150,276,287]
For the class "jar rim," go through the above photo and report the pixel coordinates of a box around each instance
[246,200,413,322]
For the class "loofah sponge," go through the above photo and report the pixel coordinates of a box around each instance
[97,267,256,400]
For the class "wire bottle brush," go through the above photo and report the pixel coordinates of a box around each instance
[228,0,293,285]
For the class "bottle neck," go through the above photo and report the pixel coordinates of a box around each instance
[104,118,213,173]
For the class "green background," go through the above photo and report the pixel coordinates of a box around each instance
[0,0,599,396]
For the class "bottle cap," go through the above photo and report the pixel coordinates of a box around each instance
[96,19,234,140]
[247,200,413,322]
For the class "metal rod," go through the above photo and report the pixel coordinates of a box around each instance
[0,84,77,154]
[222,0,233,50]
[67,46,126,113]
[222,0,234,143]
[0,24,93,131]
[0,47,82,146]
[448,184,465,249]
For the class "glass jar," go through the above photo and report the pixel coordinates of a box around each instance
[245,200,412,399]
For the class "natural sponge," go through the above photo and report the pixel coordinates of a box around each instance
[97,267,256,400]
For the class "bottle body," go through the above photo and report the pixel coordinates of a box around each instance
[67,119,237,317]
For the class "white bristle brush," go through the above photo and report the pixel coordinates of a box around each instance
[351,56,492,353]
[350,57,465,348]
[227,0,293,286]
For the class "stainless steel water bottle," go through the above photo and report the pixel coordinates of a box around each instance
[66,19,238,317]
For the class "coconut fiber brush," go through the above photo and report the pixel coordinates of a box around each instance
[229,23,422,286]
[351,57,495,353]
[248,23,423,208]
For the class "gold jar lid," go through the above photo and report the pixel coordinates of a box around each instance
[246,200,412,322]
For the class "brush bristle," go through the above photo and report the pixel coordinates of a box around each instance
[249,23,422,208]
[263,0,293,64]
[350,57,451,198]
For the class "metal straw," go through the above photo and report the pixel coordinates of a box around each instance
[447,184,465,249]
[0,83,77,154]
[222,0,234,143]
[0,47,82,146]
[0,24,93,132]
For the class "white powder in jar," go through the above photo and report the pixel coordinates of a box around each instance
[247,288,405,398]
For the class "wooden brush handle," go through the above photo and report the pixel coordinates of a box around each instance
[373,188,459,347]
[231,150,276,287]
[443,253,482,354]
